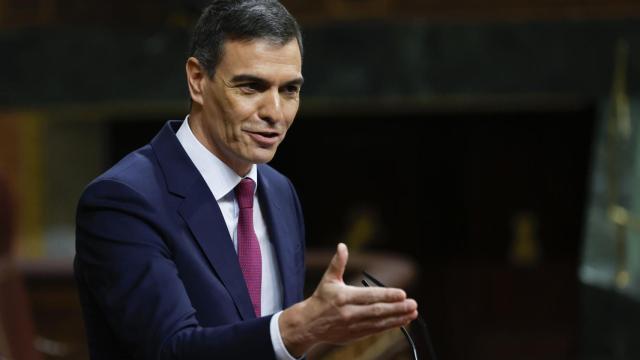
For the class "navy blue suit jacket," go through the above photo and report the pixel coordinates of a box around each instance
[75,120,306,359]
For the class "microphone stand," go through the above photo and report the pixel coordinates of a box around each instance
[362,271,438,360]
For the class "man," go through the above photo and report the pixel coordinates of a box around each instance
[74,1,418,359]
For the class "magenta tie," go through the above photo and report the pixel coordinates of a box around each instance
[235,178,262,317]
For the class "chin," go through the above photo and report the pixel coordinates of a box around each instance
[247,150,277,165]
[250,156,275,165]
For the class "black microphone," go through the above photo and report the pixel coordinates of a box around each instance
[362,271,438,360]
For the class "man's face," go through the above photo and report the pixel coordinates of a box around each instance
[191,38,303,176]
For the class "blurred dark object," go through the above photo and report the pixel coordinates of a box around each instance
[0,259,43,360]
[0,0,179,27]
[273,108,593,263]
[19,260,88,360]
[580,285,640,359]
[182,0,210,14]
[431,262,578,360]
[0,174,79,359]
[0,173,42,360]
[0,173,13,255]
[577,40,640,360]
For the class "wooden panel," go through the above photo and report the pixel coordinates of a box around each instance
[0,115,18,253]
[284,0,640,22]
[2,0,640,27]
[391,1,640,22]
[0,113,44,258]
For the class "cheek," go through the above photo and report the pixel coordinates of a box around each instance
[283,101,299,126]
[225,99,257,126]
[220,110,242,139]
[219,107,254,144]
[212,90,252,132]
[225,89,259,113]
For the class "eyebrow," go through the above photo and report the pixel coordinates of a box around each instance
[230,74,305,87]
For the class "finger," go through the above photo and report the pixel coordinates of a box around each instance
[323,243,348,282]
[341,299,417,322]
[347,310,418,335]
[342,285,407,304]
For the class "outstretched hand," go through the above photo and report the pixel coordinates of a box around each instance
[279,243,418,357]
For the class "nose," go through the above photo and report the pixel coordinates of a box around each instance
[258,88,283,124]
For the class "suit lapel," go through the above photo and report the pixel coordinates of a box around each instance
[258,169,299,308]
[151,121,256,320]
[177,188,257,320]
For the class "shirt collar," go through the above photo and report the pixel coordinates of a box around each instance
[176,116,258,201]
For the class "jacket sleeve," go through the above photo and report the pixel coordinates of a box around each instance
[75,179,276,359]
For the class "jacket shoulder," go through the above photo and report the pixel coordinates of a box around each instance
[258,163,291,187]
[83,145,163,200]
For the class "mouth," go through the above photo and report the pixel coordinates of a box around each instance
[245,130,281,146]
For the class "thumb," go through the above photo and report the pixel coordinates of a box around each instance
[323,243,348,282]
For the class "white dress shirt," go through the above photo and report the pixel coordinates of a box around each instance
[176,118,296,360]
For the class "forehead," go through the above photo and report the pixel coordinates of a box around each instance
[217,38,302,80]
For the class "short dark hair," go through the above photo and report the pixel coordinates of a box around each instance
[190,0,303,77]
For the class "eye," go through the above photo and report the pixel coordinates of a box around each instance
[282,85,300,96]
[239,83,261,93]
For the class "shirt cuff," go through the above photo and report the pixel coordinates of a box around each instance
[270,311,302,360]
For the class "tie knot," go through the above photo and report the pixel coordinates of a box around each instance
[235,178,255,209]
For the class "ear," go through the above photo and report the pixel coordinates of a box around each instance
[186,57,208,106]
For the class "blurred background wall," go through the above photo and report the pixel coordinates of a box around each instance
[1,0,640,359]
